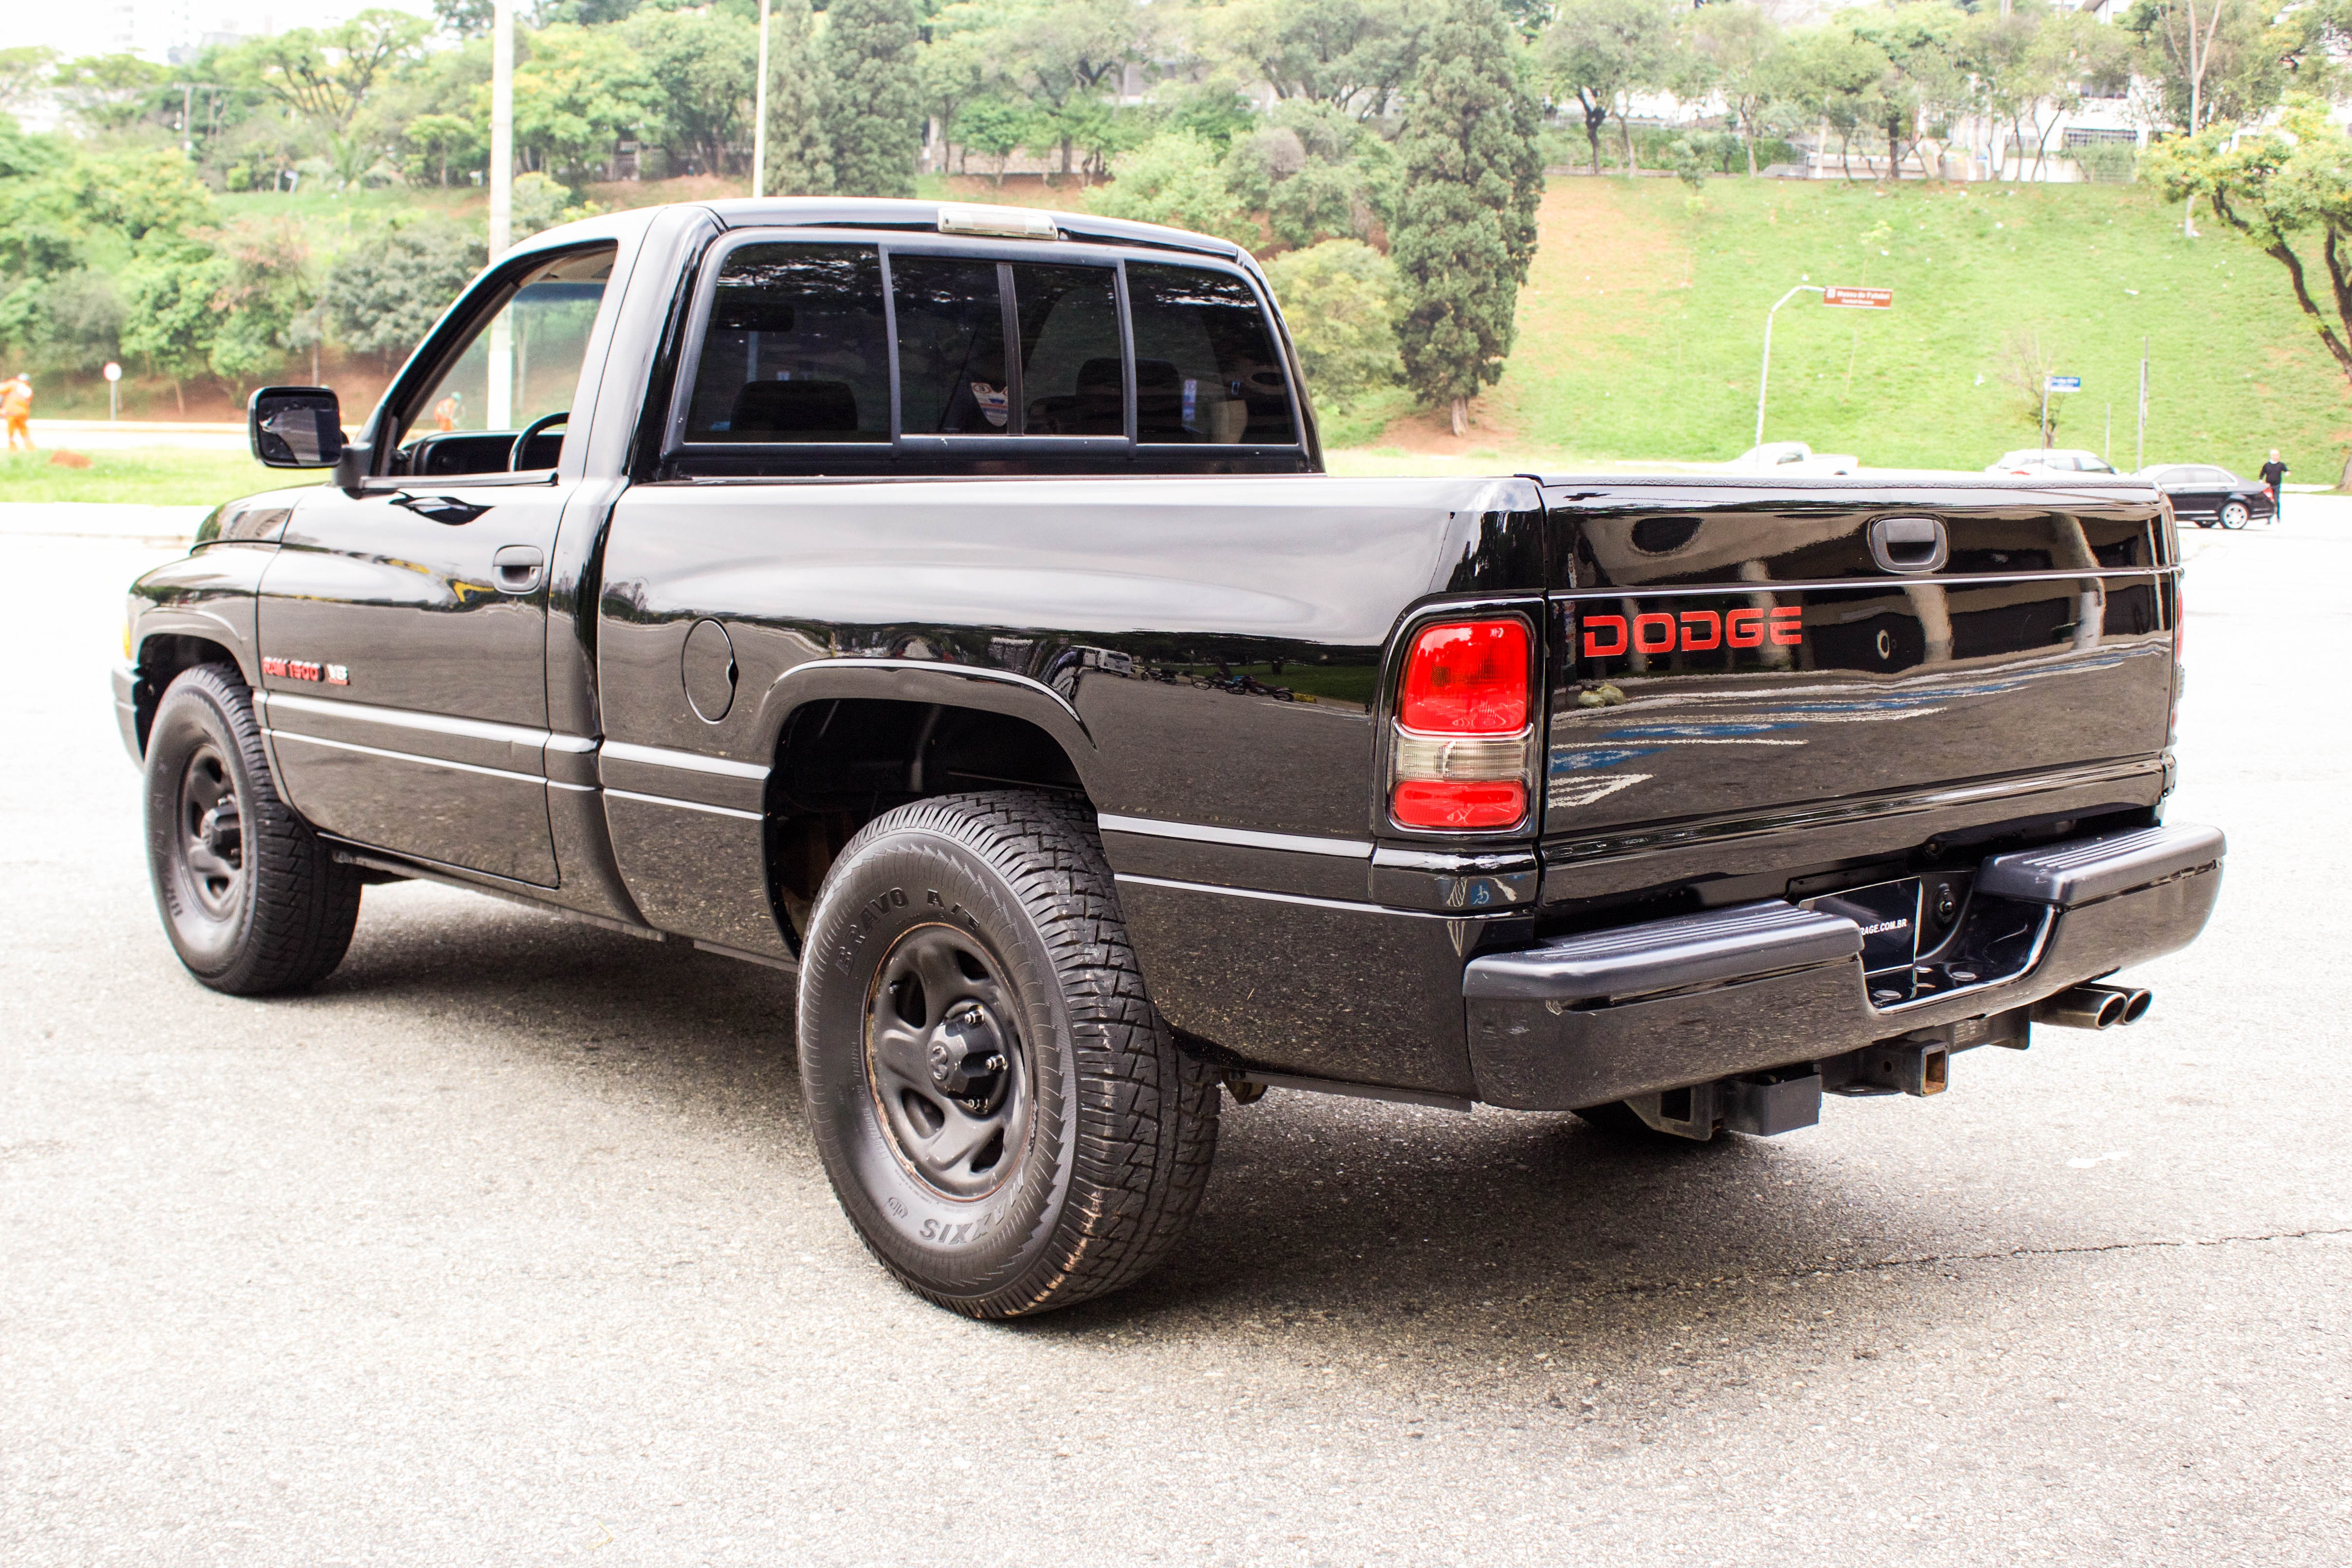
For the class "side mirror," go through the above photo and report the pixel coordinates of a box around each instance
[248,386,346,469]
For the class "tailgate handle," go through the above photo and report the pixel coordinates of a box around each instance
[1868,515,1947,574]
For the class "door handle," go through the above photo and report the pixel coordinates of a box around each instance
[1867,515,1947,574]
[492,545,545,595]
[392,492,492,526]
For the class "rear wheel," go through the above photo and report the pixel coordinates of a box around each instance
[796,791,1218,1317]
[143,663,361,993]
[2220,500,2251,529]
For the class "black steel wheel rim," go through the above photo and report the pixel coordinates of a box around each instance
[864,923,1031,1200]
[175,742,244,920]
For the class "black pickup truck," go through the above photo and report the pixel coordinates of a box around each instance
[117,199,2223,1317]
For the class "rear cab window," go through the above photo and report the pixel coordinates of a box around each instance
[661,229,1310,478]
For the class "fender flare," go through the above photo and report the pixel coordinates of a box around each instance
[746,657,1099,789]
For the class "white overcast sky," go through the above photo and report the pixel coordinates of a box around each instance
[4,0,439,67]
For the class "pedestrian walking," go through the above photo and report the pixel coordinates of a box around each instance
[1,373,31,451]
[2260,449,2288,523]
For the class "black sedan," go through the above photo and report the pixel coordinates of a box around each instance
[2134,463,2277,529]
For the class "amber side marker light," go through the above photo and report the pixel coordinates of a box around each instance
[1388,618,1535,831]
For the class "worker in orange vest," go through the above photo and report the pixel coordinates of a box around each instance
[1,374,31,450]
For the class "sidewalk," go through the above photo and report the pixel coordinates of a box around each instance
[0,502,211,546]
[26,420,248,453]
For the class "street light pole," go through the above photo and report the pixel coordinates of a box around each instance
[1755,283,1824,450]
[752,0,771,198]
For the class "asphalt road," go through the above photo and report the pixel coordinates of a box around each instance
[4,499,2349,1567]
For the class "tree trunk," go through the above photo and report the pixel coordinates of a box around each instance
[1622,110,1638,178]
[1745,128,1757,178]
[1449,396,1468,437]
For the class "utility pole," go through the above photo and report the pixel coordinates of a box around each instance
[490,0,514,262]
[1755,284,1824,450]
[752,0,771,198]
[2137,338,2149,470]
[489,0,515,432]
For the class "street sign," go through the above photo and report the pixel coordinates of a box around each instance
[102,362,121,382]
[1823,285,1893,309]
[2047,375,2082,392]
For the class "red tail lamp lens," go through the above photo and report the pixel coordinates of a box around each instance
[1398,620,1530,733]
[1392,780,1528,830]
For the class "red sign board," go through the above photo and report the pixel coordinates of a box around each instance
[1823,285,1894,309]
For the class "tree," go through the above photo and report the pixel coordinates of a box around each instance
[1688,3,1780,177]
[761,0,833,194]
[1203,0,1430,119]
[2124,0,2343,133]
[823,0,923,197]
[324,221,488,366]
[0,46,57,114]
[1543,0,1673,177]
[2146,100,2352,484]
[994,0,1153,179]
[1849,2,1964,180]
[627,7,755,177]
[1224,101,1398,249]
[1086,131,1254,244]
[122,240,232,414]
[953,96,1031,185]
[919,0,998,171]
[204,217,314,390]
[50,54,173,133]
[1392,0,1542,436]
[1263,238,1403,402]
[433,0,497,38]
[1998,327,2063,444]
[228,12,432,135]
[510,22,659,181]
[1767,23,1887,181]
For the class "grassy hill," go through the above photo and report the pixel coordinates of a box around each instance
[1419,175,2352,480]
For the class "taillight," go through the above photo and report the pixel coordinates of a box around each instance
[1388,618,1536,831]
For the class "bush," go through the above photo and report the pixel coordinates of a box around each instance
[1262,239,1403,405]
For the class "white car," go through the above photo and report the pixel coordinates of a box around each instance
[1728,441,1858,475]
[1985,448,2117,475]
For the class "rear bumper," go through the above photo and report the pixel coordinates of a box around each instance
[1464,823,2224,1111]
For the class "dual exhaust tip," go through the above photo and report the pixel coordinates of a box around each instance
[2033,982,2154,1031]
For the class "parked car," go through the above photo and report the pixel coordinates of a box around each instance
[1727,440,1858,474]
[116,198,2222,1318]
[1985,448,2118,475]
[2133,463,2275,529]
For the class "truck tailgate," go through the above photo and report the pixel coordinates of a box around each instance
[1537,478,2177,900]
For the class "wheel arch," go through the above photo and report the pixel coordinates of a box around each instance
[133,629,249,757]
[754,665,1100,946]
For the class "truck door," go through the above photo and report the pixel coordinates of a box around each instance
[256,243,619,887]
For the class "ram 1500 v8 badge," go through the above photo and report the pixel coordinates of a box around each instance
[115,199,2223,1317]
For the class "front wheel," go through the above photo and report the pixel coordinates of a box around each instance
[143,663,361,993]
[796,791,1218,1317]
[2220,500,2251,530]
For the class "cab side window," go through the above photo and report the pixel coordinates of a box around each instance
[681,245,889,443]
[1014,265,1121,436]
[1127,263,1295,445]
[398,245,617,476]
[892,256,1010,435]
[891,258,1122,437]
